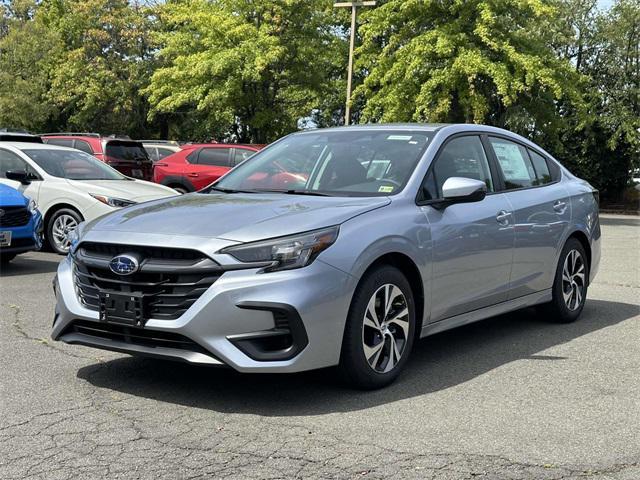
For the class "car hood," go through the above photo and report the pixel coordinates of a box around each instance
[65,179,176,201]
[0,183,28,207]
[85,192,390,242]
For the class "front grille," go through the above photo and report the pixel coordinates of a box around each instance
[64,320,212,356]
[73,242,223,320]
[0,207,31,227]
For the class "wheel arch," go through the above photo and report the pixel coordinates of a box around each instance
[566,230,592,283]
[160,176,194,192]
[44,202,84,227]
[358,252,426,338]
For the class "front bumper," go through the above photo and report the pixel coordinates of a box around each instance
[0,211,42,255]
[52,255,355,372]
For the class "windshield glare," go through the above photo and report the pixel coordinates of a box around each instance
[213,130,432,196]
[24,149,126,180]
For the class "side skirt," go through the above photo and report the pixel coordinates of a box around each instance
[420,289,552,338]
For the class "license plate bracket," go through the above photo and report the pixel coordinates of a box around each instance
[99,291,147,327]
[0,230,12,247]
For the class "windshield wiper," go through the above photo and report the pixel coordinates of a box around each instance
[207,186,260,194]
[263,189,333,197]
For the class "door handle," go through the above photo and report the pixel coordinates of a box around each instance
[496,210,512,225]
[187,172,199,178]
[553,200,567,213]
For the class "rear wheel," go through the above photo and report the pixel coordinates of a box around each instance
[338,265,416,389]
[543,238,589,323]
[47,208,82,255]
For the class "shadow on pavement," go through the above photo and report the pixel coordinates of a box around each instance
[77,299,638,416]
[0,254,60,277]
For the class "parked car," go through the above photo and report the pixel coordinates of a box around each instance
[153,143,264,193]
[0,131,43,144]
[0,183,43,265]
[41,133,153,181]
[51,124,600,389]
[0,142,177,254]
[141,140,182,162]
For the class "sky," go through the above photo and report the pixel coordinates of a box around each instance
[597,0,614,9]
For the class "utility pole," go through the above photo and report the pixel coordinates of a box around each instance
[334,1,376,126]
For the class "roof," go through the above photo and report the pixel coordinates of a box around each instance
[0,141,80,151]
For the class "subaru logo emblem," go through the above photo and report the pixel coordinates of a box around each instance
[109,255,139,275]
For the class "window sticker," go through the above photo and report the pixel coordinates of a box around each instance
[386,135,413,141]
[378,185,394,193]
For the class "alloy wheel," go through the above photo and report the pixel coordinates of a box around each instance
[362,283,410,373]
[562,249,586,311]
[52,214,78,253]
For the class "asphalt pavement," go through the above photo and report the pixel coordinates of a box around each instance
[1,214,638,479]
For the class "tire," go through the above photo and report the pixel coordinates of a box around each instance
[543,237,589,323]
[169,185,188,194]
[47,208,83,255]
[338,265,416,389]
[1,253,16,265]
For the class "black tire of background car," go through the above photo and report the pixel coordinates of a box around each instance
[46,208,83,255]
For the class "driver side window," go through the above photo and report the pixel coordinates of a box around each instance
[0,149,37,179]
[421,136,493,201]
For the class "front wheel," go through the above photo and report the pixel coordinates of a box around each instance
[543,238,589,323]
[338,265,416,389]
[47,208,83,255]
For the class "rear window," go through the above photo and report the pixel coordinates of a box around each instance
[105,141,149,162]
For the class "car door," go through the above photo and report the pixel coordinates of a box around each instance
[487,136,571,299]
[184,147,232,189]
[0,148,42,203]
[418,135,515,322]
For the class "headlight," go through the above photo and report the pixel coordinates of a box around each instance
[220,226,339,272]
[90,194,137,208]
[27,198,38,214]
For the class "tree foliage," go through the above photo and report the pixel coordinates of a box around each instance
[354,0,584,141]
[0,0,637,196]
[145,0,345,143]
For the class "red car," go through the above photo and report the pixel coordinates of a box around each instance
[153,143,264,193]
[41,134,153,181]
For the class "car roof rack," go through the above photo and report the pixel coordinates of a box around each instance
[41,132,102,138]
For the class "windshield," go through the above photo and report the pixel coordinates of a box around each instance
[105,141,149,162]
[212,130,433,196]
[24,149,126,180]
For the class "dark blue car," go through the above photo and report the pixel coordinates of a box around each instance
[0,183,43,265]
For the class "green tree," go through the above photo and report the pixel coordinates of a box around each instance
[145,0,346,143]
[554,0,639,197]
[353,0,584,145]
[38,0,154,136]
[0,0,62,131]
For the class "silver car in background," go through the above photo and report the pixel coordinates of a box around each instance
[52,124,601,389]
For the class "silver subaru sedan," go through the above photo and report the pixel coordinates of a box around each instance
[52,124,601,389]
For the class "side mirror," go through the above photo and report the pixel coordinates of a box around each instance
[441,177,487,204]
[5,170,31,185]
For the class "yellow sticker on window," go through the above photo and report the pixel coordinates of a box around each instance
[378,185,394,193]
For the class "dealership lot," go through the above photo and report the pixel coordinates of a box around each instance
[1,214,638,480]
